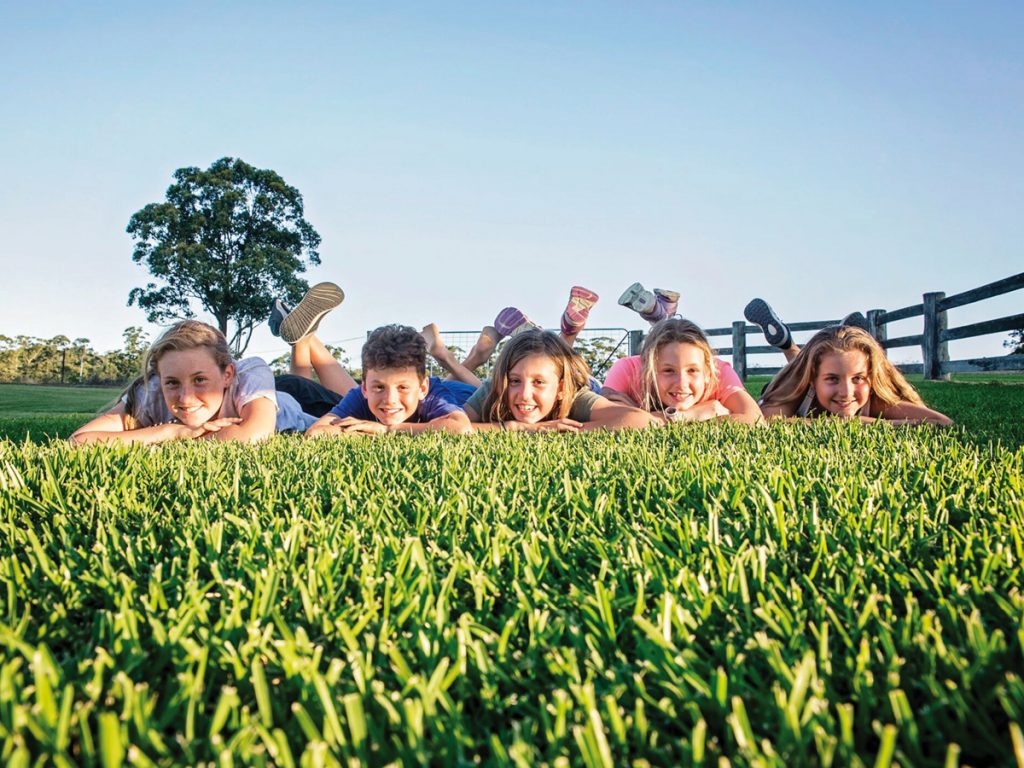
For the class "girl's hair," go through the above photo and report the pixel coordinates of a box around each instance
[483,330,591,423]
[121,320,234,426]
[760,325,924,411]
[638,318,719,412]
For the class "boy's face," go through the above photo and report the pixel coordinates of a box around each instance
[362,366,429,425]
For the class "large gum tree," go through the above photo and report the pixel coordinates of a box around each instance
[127,157,322,355]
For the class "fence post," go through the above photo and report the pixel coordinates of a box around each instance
[922,292,950,381]
[866,309,887,348]
[628,330,644,357]
[732,321,747,381]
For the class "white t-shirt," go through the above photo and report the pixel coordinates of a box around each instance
[126,357,314,432]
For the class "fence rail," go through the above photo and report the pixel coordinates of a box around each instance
[438,273,1022,382]
[437,326,632,379]
[697,271,1024,380]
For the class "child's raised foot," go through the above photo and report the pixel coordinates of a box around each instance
[420,323,447,358]
[269,299,291,337]
[494,307,539,339]
[618,282,666,323]
[561,286,599,336]
[464,326,500,370]
[280,282,345,344]
[653,288,680,318]
[743,298,792,349]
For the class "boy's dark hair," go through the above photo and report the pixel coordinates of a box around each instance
[361,324,427,378]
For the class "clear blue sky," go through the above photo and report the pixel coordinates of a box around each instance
[2,1,1021,366]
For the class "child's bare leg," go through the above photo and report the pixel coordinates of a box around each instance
[289,333,356,394]
[463,326,499,370]
[306,334,357,395]
[421,323,481,387]
[290,336,315,380]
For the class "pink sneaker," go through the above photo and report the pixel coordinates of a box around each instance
[561,286,599,336]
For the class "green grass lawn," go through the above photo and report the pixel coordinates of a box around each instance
[1,379,1022,765]
[0,383,121,443]
[0,383,120,415]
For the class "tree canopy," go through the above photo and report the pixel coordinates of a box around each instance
[127,157,321,354]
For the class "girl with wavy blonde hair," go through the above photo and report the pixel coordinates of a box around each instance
[602,317,762,424]
[72,319,312,444]
[759,325,951,424]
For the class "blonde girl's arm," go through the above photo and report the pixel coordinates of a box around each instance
[70,403,202,445]
[464,402,585,432]
[463,402,568,432]
[198,397,278,442]
[719,389,764,425]
[584,397,658,430]
[873,400,953,426]
[599,386,641,408]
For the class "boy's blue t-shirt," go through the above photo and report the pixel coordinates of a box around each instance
[329,377,475,423]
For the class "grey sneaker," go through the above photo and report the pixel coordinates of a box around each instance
[619,282,665,322]
[268,299,291,337]
[280,282,345,344]
[744,298,792,349]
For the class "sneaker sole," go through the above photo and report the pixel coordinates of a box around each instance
[743,298,788,347]
[494,307,529,338]
[280,282,345,343]
[564,286,599,327]
[617,282,646,309]
[618,283,659,317]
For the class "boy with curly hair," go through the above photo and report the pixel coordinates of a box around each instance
[306,324,473,436]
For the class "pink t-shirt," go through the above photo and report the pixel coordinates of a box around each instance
[602,356,745,409]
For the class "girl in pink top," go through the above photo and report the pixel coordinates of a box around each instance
[602,317,763,424]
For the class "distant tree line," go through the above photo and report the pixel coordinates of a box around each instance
[0,328,149,385]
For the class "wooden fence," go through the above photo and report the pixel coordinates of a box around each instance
[699,271,1024,380]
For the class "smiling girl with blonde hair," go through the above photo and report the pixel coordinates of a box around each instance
[602,317,762,424]
[72,319,314,444]
[759,325,951,424]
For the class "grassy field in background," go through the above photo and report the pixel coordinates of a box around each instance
[1,380,1022,765]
